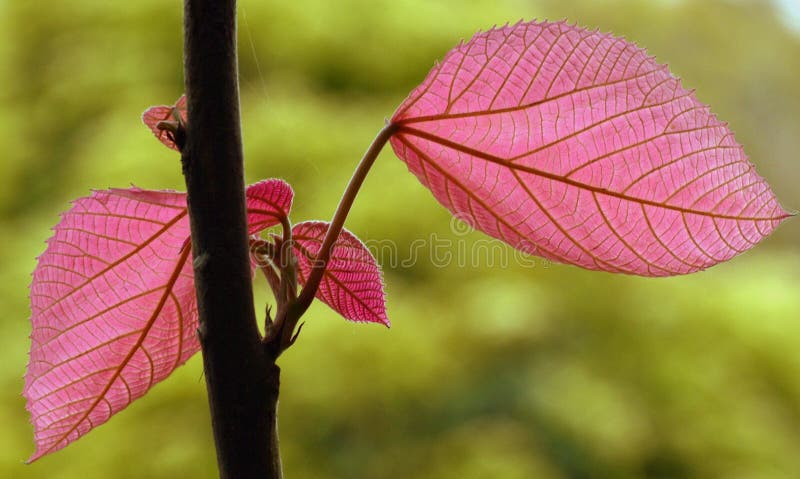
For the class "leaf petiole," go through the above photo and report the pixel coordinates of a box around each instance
[291,122,397,319]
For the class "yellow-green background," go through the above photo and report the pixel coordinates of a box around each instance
[2,0,799,477]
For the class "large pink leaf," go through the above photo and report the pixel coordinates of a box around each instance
[292,221,389,326]
[25,179,293,461]
[142,95,187,151]
[390,20,792,276]
[25,188,196,462]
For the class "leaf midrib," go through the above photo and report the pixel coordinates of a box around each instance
[397,126,785,222]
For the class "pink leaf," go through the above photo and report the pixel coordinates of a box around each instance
[246,179,294,234]
[292,221,389,326]
[25,188,196,462]
[141,95,187,151]
[25,179,293,461]
[390,20,792,276]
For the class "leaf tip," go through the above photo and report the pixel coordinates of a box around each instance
[23,389,44,465]
[25,447,43,464]
[779,207,798,220]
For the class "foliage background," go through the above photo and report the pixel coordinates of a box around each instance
[2,0,799,477]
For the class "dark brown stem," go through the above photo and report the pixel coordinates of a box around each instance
[182,1,282,478]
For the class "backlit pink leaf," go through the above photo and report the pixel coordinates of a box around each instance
[390,20,792,276]
[142,95,187,151]
[25,179,293,461]
[292,221,389,326]
[25,188,197,462]
[246,179,294,234]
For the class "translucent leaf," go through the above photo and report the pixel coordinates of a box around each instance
[246,179,294,234]
[141,95,187,151]
[25,188,195,462]
[292,221,389,326]
[25,179,292,461]
[390,20,792,276]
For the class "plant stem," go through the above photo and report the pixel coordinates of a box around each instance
[292,123,397,319]
[182,1,282,478]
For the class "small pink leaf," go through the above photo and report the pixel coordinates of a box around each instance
[390,20,792,276]
[141,95,187,151]
[26,179,293,460]
[246,179,294,234]
[292,221,389,326]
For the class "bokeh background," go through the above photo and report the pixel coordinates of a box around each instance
[2,0,799,477]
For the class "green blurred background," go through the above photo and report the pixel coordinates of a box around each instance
[2,0,799,477]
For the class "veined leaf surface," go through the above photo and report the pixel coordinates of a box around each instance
[246,179,294,234]
[142,95,187,151]
[25,179,292,461]
[292,221,389,326]
[390,20,791,276]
